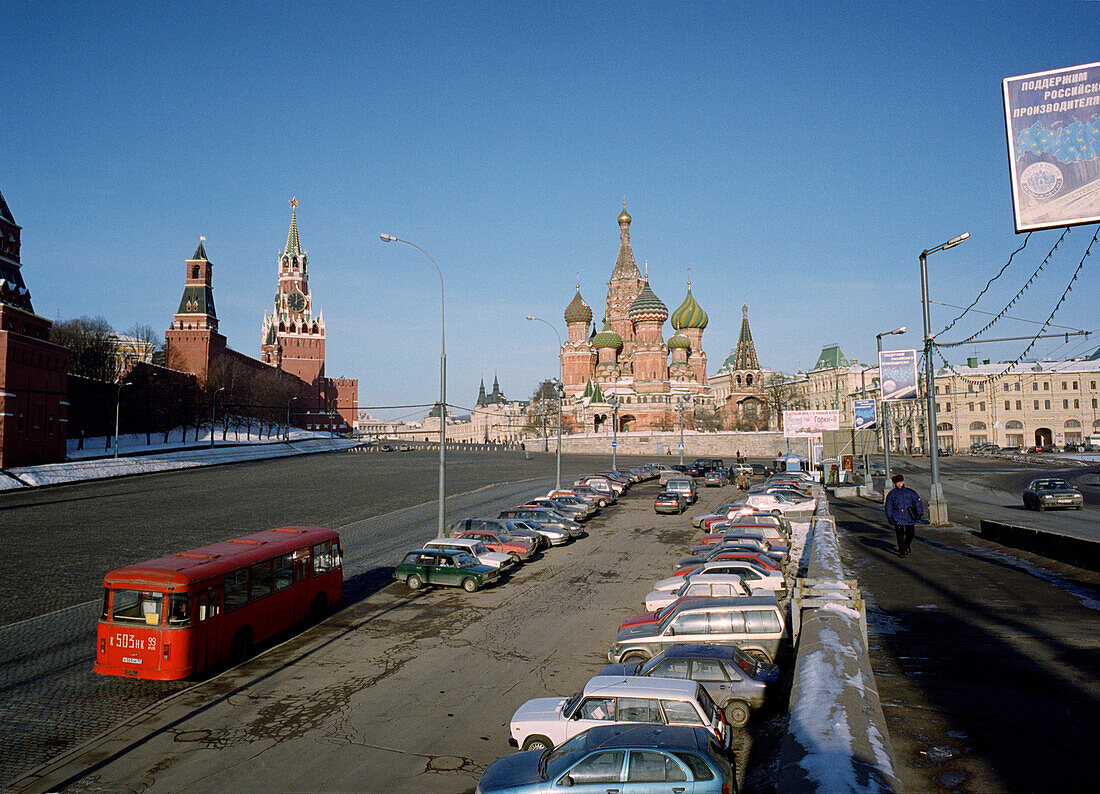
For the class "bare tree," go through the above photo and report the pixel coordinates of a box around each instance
[762,373,807,430]
[523,380,560,438]
[124,322,165,368]
[51,316,115,381]
[693,407,721,432]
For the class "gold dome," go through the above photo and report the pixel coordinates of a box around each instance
[618,205,631,225]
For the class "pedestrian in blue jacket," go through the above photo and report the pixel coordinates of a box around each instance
[884,474,924,556]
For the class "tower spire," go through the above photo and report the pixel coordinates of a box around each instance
[285,197,302,256]
[733,304,761,371]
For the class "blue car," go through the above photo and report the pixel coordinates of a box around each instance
[476,724,735,793]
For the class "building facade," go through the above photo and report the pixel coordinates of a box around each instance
[710,305,772,429]
[0,188,71,467]
[559,206,714,432]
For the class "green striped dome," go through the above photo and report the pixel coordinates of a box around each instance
[667,332,691,350]
[563,289,593,324]
[671,288,708,330]
[592,321,623,350]
[628,280,668,322]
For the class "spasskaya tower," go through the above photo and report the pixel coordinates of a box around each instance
[261,198,326,385]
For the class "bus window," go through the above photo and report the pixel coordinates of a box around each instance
[168,594,191,627]
[251,560,273,600]
[313,542,334,575]
[101,589,110,620]
[225,569,249,610]
[111,590,164,624]
[274,554,293,590]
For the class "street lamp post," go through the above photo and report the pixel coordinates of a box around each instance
[920,232,969,525]
[608,395,619,469]
[210,386,225,448]
[113,382,132,459]
[677,397,686,465]
[875,326,906,497]
[526,315,564,491]
[381,233,447,536]
[286,396,301,441]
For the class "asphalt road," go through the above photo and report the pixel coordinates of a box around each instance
[830,455,1100,792]
[1,451,795,792]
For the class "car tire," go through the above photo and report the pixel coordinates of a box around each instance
[522,735,553,752]
[511,553,522,566]
[406,574,424,591]
[723,700,751,728]
[462,577,479,593]
[1037,503,1044,511]
[620,651,648,664]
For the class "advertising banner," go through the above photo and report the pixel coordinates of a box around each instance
[1003,61,1100,232]
[783,410,840,438]
[879,350,919,401]
[853,398,877,430]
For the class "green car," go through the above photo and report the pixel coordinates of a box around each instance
[394,548,499,592]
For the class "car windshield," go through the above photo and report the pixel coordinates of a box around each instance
[1036,479,1071,489]
[542,730,590,778]
[696,685,718,722]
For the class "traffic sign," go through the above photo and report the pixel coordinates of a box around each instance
[611,441,617,448]
[678,444,684,450]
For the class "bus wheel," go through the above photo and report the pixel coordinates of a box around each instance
[230,627,252,664]
[309,593,328,622]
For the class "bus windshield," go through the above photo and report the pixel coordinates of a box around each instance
[109,589,164,625]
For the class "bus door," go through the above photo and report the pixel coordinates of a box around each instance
[293,548,312,622]
[194,587,220,670]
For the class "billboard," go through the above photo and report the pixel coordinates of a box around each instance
[1003,61,1100,232]
[783,410,840,438]
[879,350,919,401]
[853,399,877,431]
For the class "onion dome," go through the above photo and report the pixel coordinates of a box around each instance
[629,280,668,322]
[592,321,623,350]
[563,288,593,325]
[667,332,691,350]
[618,205,632,226]
[671,287,708,330]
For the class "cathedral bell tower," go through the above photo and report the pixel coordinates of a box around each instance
[261,199,326,385]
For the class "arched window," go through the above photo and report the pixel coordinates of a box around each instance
[735,374,742,386]
[1006,420,1023,429]
[279,322,285,332]
[1064,419,1081,428]
[746,373,754,386]
[969,421,987,430]
[191,265,199,279]
[312,323,319,334]
[937,422,953,431]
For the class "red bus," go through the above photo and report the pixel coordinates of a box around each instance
[95,527,342,680]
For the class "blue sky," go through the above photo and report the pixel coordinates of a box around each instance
[5,1,1099,419]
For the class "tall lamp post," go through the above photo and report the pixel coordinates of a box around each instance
[210,386,225,448]
[286,396,301,441]
[381,233,447,536]
[608,395,619,469]
[526,315,564,491]
[677,397,687,466]
[875,326,906,496]
[113,381,132,459]
[920,231,969,525]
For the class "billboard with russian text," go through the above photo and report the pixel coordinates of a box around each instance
[879,350,919,401]
[1003,61,1100,232]
[783,410,840,438]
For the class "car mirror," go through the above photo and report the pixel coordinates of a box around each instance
[665,626,675,636]
[559,776,575,788]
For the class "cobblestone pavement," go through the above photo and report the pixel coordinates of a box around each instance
[0,450,604,786]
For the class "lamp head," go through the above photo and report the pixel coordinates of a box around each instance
[525,315,535,321]
[380,233,397,242]
[892,326,906,335]
[943,232,970,249]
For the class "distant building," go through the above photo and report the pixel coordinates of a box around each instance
[710,305,771,429]
[107,333,157,381]
[0,188,70,466]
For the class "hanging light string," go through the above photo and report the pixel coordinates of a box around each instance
[939,228,1068,347]
[937,231,1033,338]
[988,224,1098,378]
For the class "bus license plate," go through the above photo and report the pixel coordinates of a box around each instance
[123,657,142,664]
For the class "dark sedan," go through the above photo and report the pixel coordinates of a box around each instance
[1023,478,1084,510]
[654,492,687,514]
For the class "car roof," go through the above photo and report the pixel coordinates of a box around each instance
[583,675,701,698]
[425,538,480,549]
[576,723,709,752]
[671,595,779,611]
[678,574,745,586]
[661,643,744,661]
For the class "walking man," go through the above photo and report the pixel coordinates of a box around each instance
[884,473,923,557]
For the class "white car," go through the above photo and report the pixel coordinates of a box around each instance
[691,503,743,527]
[742,492,813,515]
[508,675,730,753]
[423,538,514,571]
[652,561,787,597]
[643,574,749,612]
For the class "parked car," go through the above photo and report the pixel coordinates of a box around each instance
[524,498,591,522]
[423,537,514,571]
[653,561,786,598]
[1022,478,1084,510]
[703,469,729,487]
[642,574,750,613]
[505,518,570,547]
[608,596,787,665]
[741,492,814,515]
[570,485,615,508]
[750,463,773,477]
[393,548,498,592]
[457,530,536,563]
[692,503,744,528]
[599,643,773,726]
[478,724,735,794]
[665,477,698,505]
[653,491,688,515]
[499,508,583,538]
[508,675,731,753]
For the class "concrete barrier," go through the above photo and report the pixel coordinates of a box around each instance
[778,498,903,793]
[979,519,1100,571]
